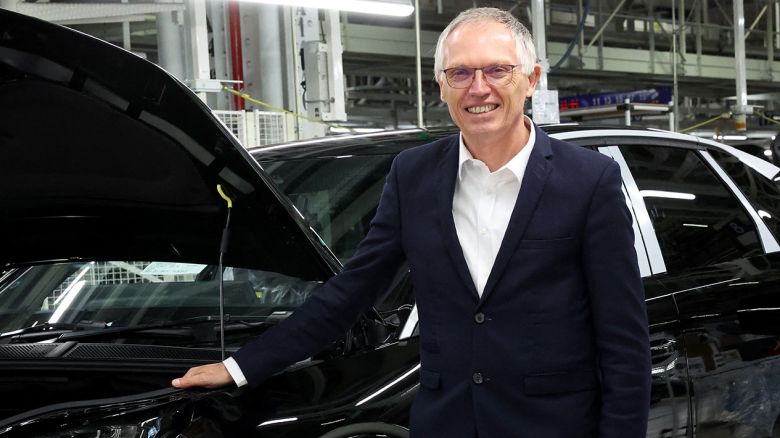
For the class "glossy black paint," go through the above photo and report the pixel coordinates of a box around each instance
[660,254,780,437]
[0,338,420,437]
[253,131,780,438]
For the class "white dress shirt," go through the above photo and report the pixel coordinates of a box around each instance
[452,117,536,296]
[224,117,537,386]
[224,356,247,386]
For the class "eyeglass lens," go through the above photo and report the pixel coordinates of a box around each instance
[445,65,515,88]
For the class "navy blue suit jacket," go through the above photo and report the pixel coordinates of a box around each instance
[233,127,651,437]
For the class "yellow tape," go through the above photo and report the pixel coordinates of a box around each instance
[222,86,353,132]
[217,184,233,209]
[680,113,730,133]
[755,111,780,127]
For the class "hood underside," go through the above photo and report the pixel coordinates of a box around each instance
[0,10,332,280]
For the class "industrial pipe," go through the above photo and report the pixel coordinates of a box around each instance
[733,0,748,131]
[228,0,245,110]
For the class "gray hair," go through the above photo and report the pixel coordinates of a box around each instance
[433,7,537,81]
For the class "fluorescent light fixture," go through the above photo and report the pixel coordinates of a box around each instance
[639,190,696,200]
[758,210,772,219]
[241,0,414,16]
[719,135,748,141]
[682,223,708,228]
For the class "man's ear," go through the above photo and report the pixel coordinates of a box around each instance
[437,76,445,102]
[526,64,542,97]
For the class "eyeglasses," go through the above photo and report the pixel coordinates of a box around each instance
[441,64,519,89]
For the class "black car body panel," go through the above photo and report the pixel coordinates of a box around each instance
[253,128,780,438]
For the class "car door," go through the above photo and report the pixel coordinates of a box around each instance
[593,139,693,438]
[605,137,780,438]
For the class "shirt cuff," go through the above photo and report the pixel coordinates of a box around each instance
[223,357,248,387]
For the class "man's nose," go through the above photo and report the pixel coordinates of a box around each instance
[468,70,490,94]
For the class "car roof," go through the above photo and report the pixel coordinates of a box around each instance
[251,124,780,182]
[249,124,659,162]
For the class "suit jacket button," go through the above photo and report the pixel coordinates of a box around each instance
[474,312,485,323]
[472,372,483,384]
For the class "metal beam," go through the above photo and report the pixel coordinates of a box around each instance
[342,23,780,83]
[769,0,775,80]
[744,4,768,39]
[532,0,548,90]
[15,2,184,25]
[184,0,211,102]
[733,0,749,131]
[414,0,423,127]
[584,0,628,54]
[156,10,185,80]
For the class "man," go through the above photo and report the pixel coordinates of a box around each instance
[173,7,651,437]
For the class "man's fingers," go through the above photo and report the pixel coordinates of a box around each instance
[171,363,232,389]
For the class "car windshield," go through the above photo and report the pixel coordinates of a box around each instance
[261,154,397,264]
[0,261,320,348]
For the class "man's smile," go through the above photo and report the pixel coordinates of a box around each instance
[465,104,498,114]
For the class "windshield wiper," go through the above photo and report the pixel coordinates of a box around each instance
[0,314,288,343]
[0,322,82,342]
[56,314,280,342]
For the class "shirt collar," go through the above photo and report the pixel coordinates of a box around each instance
[457,115,536,182]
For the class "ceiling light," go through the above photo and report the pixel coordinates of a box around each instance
[241,0,414,16]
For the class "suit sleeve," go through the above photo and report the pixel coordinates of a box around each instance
[582,160,651,438]
[231,155,406,387]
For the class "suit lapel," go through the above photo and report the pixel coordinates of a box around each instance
[435,136,480,301]
[479,127,554,306]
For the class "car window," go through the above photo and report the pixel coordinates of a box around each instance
[709,148,780,240]
[618,145,764,273]
[261,155,396,264]
[0,261,320,348]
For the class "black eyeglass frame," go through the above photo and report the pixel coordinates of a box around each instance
[440,64,520,89]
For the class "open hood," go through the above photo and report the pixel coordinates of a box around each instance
[0,9,333,281]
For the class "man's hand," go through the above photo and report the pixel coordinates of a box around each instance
[172,363,233,389]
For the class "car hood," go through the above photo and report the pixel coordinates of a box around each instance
[0,10,333,279]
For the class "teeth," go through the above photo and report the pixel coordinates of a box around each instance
[466,104,497,114]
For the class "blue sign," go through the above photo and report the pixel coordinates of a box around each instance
[560,87,673,110]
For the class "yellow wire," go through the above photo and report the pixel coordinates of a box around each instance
[680,113,730,133]
[755,110,780,127]
[222,86,353,132]
[217,184,233,209]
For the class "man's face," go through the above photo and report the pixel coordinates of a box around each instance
[438,21,540,140]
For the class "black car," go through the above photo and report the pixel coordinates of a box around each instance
[252,128,780,438]
[2,8,780,438]
[0,9,415,438]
